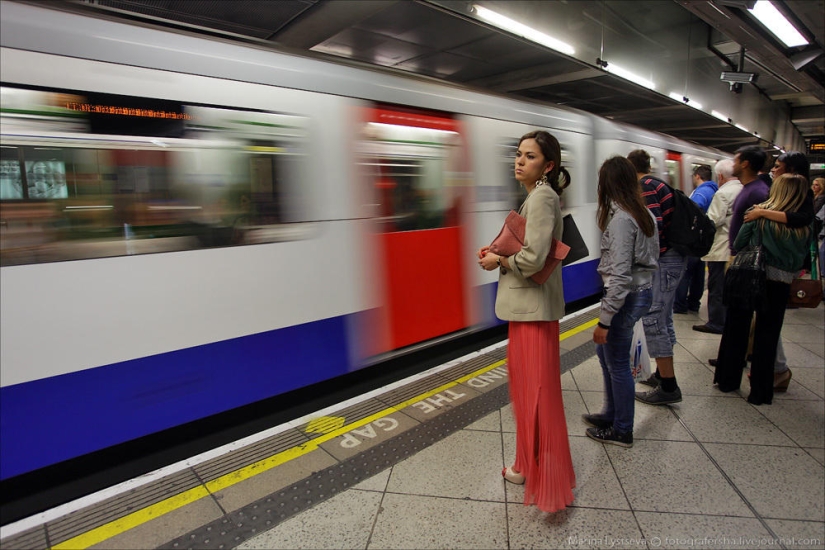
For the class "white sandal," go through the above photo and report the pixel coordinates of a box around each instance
[502,466,525,485]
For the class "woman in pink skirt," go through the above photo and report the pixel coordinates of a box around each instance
[477,130,575,513]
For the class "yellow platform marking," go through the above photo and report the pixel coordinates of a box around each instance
[305,415,347,434]
[48,321,592,549]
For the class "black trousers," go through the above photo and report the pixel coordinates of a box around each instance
[705,261,727,332]
[714,279,791,404]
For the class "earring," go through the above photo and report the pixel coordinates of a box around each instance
[536,174,549,187]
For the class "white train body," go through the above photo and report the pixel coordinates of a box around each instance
[0,2,725,480]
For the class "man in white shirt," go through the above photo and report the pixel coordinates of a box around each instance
[692,159,743,334]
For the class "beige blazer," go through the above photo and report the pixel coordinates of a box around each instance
[702,179,743,262]
[495,185,565,322]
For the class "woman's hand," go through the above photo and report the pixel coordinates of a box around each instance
[479,252,500,271]
[477,246,490,260]
[743,206,764,223]
[593,325,608,344]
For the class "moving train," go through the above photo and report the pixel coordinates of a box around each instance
[0,2,724,484]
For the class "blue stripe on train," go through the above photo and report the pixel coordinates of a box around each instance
[0,316,352,480]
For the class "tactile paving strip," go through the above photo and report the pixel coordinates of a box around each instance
[162,384,512,550]
[194,429,310,483]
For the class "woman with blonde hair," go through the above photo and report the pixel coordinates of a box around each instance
[714,174,811,405]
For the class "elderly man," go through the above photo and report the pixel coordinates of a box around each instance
[692,159,742,334]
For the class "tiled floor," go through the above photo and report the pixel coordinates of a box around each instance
[236,304,825,550]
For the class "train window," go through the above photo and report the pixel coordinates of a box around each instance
[0,147,23,200]
[0,86,310,266]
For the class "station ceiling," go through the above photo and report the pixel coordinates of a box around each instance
[52,1,825,153]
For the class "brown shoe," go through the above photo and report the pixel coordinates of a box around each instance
[774,369,792,392]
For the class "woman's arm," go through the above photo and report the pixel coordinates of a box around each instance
[733,220,755,251]
[508,189,556,280]
[744,190,814,227]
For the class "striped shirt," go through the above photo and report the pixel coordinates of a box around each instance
[639,175,674,253]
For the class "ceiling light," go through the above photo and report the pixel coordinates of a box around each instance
[473,5,575,56]
[748,0,809,48]
[720,72,758,83]
[712,110,730,122]
[605,63,655,90]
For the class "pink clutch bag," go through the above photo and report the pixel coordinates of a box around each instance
[489,210,570,284]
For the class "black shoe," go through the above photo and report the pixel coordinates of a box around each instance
[586,426,633,448]
[638,373,660,388]
[692,324,723,334]
[709,358,718,367]
[582,413,612,430]
[673,308,688,314]
[635,386,683,406]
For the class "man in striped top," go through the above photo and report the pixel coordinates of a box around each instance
[627,149,687,406]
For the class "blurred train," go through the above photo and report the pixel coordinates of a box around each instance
[0,2,724,483]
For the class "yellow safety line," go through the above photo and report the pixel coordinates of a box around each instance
[49,320,592,549]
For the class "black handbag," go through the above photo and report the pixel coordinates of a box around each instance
[561,214,589,266]
[723,226,765,310]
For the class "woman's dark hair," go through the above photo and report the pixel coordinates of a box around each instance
[597,156,655,237]
[518,130,571,197]
[627,149,651,174]
[777,151,810,183]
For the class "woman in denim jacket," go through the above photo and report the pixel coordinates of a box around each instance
[586,156,659,447]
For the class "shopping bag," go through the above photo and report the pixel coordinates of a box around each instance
[629,320,651,382]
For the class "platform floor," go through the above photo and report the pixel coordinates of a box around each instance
[2,296,823,550]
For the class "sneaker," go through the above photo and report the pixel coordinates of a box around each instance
[582,413,612,430]
[635,386,683,406]
[638,373,660,388]
[586,426,633,448]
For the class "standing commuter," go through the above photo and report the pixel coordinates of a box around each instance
[812,176,825,215]
[477,130,575,513]
[627,150,687,405]
[674,165,717,314]
[739,151,814,390]
[713,174,811,404]
[585,156,658,447]
[693,159,742,334]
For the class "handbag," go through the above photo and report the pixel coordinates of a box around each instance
[723,226,765,310]
[489,210,569,284]
[788,239,823,308]
[561,214,589,266]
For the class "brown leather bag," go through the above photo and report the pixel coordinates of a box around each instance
[788,241,823,308]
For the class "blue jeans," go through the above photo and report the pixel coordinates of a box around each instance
[643,249,687,358]
[596,288,653,434]
[674,256,704,312]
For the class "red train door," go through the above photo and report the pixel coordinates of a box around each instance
[360,106,470,351]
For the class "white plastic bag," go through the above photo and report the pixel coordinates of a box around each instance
[629,320,651,382]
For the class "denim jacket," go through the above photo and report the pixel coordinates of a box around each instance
[597,203,659,326]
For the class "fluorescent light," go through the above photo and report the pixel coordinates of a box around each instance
[749,1,809,48]
[473,5,575,55]
[712,110,729,122]
[605,63,655,90]
[669,92,702,110]
[735,123,749,132]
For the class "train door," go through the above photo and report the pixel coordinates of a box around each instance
[665,151,683,191]
[359,106,470,351]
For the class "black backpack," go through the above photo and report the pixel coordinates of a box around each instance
[664,185,716,257]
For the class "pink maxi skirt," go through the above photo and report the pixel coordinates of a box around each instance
[508,320,576,513]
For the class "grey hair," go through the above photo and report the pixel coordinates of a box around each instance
[715,158,734,180]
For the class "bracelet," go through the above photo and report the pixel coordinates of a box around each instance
[597,322,610,330]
